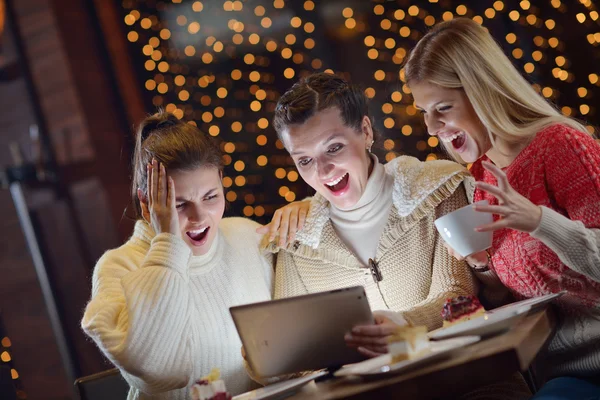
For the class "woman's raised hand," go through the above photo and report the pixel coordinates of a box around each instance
[256,200,311,247]
[143,159,179,235]
[473,161,542,233]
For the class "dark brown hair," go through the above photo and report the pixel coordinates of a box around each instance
[273,73,377,143]
[130,110,223,219]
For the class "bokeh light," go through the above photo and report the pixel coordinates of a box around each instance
[120,0,599,222]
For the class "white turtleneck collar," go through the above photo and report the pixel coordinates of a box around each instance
[328,155,394,266]
[132,220,223,273]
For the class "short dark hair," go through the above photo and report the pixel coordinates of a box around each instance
[130,110,223,219]
[273,73,376,142]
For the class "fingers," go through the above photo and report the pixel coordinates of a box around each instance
[140,201,150,222]
[158,163,167,206]
[473,203,509,216]
[153,159,160,206]
[357,346,387,358]
[475,218,509,233]
[256,224,270,234]
[167,176,175,210]
[466,251,490,266]
[482,161,510,191]
[351,323,398,337]
[298,207,307,231]
[269,209,281,242]
[278,209,290,247]
[287,208,298,244]
[345,333,389,347]
[147,160,154,207]
[475,182,508,204]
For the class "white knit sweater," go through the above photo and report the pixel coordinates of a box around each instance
[81,218,273,400]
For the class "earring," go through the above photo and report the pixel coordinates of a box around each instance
[367,140,374,153]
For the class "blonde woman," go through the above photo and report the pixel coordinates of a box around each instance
[405,18,600,398]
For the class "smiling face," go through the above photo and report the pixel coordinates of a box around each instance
[170,166,225,256]
[411,81,491,163]
[280,107,373,210]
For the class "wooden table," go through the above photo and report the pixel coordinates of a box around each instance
[287,309,554,399]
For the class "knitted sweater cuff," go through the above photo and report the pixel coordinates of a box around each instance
[530,206,584,264]
[530,206,600,281]
[148,233,191,274]
[530,206,573,241]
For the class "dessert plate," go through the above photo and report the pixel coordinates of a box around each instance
[488,291,566,316]
[429,291,565,341]
[233,370,327,400]
[334,336,480,378]
[428,306,526,340]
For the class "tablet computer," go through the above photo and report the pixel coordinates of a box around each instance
[230,286,373,378]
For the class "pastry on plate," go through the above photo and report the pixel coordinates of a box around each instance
[441,295,486,327]
[190,368,232,400]
[388,325,430,363]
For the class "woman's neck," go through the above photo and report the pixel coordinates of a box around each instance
[367,152,374,177]
[485,136,533,168]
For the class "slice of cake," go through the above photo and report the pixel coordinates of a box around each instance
[190,369,232,400]
[388,325,430,364]
[441,295,486,327]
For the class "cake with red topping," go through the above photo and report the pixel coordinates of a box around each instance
[190,369,232,400]
[441,296,486,327]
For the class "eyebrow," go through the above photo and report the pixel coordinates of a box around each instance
[175,188,217,202]
[290,132,345,156]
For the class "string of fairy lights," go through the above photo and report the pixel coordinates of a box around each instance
[1,326,25,399]
[120,0,600,222]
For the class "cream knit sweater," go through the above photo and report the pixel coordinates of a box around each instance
[81,218,273,400]
[270,156,477,331]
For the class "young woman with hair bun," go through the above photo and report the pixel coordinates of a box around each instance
[82,111,277,399]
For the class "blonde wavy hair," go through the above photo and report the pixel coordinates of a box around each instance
[404,18,589,163]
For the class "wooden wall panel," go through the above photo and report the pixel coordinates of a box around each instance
[13,0,95,165]
[0,192,71,400]
[0,0,147,397]
[0,12,72,399]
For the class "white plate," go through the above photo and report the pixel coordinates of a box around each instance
[233,370,327,400]
[428,307,527,340]
[488,291,566,316]
[428,292,565,341]
[334,336,480,378]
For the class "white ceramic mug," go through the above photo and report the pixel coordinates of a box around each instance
[434,200,493,258]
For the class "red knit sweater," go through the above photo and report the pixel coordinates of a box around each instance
[471,124,600,308]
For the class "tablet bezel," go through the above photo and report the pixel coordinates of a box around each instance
[230,286,373,378]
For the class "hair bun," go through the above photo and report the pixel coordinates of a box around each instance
[140,112,180,142]
[157,119,176,129]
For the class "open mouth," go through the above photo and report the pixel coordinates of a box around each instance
[441,132,466,151]
[324,172,350,195]
[186,227,209,245]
